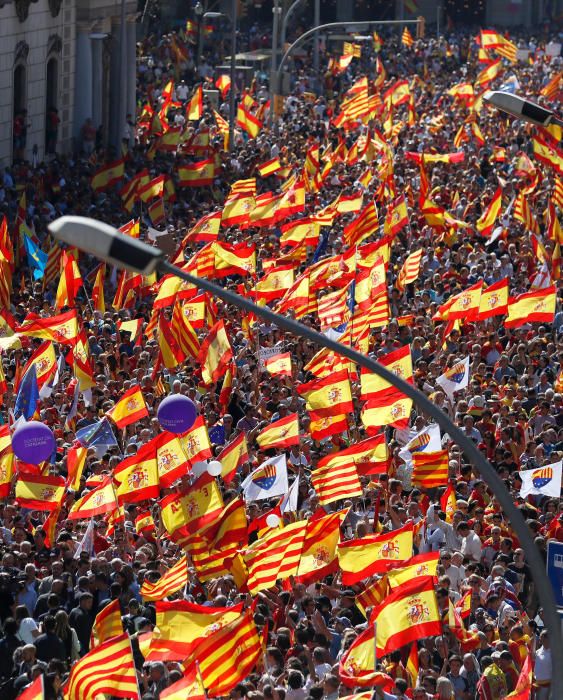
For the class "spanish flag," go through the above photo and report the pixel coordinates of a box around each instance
[215,74,231,97]
[532,133,563,176]
[147,600,244,661]
[180,293,206,328]
[160,472,223,540]
[55,251,83,308]
[177,159,216,187]
[296,511,345,584]
[179,415,213,465]
[297,369,353,418]
[474,58,503,88]
[372,576,442,656]
[386,552,440,589]
[66,445,88,491]
[138,174,165,203]
[360,345,413,399]
[22,340,57,388]
[362,387,413,431]
[64,633,138,700]
[244,520,307,594]
[16,474,65,512]
[212,241,256,277]
[505,654,532,700]
[198,320,234,385]
[309,412,349,441]
[91,264,105,313]
[412,449,449,488]
[447,281,483,321]
[384,195,409,237]
[218,432,249,483]
[236,104,262,138]
[67,476,118,519]
[158,313,185,369]
[338,522,414,584]
[478,278,509,320]
[135,510,155,535]
[16,309,79,344]
[91,158,125,192]
[17,674,44,700]
[258,157,282,177]
[406,641,419,687]
[256,412,300,450]
[339,625,394,689]
[186,212,222,243]
[113,443,159,503]
[476,187,502,236]
[186,85,203,120]
[141,555,188,601]
[160,667,206,700]
[279,219,319,248]
[90,599,123,647]
[440,483,457,523]
[505,286,556,328]
[255,265,294,302]
[319,434,388,477]
[183,608,263,697]
[0,453,14,499]
[106,384,149,428]
[263,352,292,378]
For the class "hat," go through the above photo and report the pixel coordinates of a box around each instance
[334,616,352,628]
[339,589,356,598]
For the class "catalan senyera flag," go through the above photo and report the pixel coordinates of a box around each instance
[158,313,185,369]
[312,454,363,505]
[401,27,414,47]
[147,601,244,661]
[258,157,282,177]
[505,286,557,328]
[177,158,216,187]
[141,555,188,601]
[296,510,345,584]
[91,158,125,192]
[244,519,307,594]
[478,278,509,320]
[356,575,390,619]
[263,352,292,377]
[396,248,423,290]
[67,476,118,519]
[514,192,540,234]
[16,474,65,512]
[362,387,413,431]
[160,472,223,541]
[256,413,300,450]
[198,320,233,385]
[386,552,441,589]
[339,625,394,689]
[218,432,248,484]
[161,667,206,700]
[360,345,412,400]
[476,187,502,236]
[297,369,353,417]
[105,384,149,428]
[338,522,414,584]
[90,599,123,648]
[16,309,79,344]
[372,576,441,656]
[411,450,449,488]
[183,608,263,698]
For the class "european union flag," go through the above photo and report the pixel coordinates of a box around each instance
[14,365,40,420]
[24,235,47,280]
[76,417,117,448]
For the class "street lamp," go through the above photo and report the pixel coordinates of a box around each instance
[483,90,563,128]
[199,6,237,152]
[47,213,563,698]
[195,1,204,68]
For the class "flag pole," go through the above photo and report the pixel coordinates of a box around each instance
[373,620,377,672]
[195,660,208,700]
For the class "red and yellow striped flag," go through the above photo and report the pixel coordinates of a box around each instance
[256,412,300,450]
[244,520,307,594]
[401,27,414,47]
[141,555,188,601]
[105,384,149,428]
[356,575,390,618]
[311,455,363,505]
[90,599,123,647]
[64,633,138,700]
[183,608,264,697]
[411,450,449,488]
[396,248,423,290]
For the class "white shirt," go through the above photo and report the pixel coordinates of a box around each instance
[17,617,39,644]
[442,563,462,592]
[461,531,482,562]
[534,645,551,682]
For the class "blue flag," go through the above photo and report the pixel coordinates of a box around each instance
[76,417,118,448]
[24,235,47,280]
[14,365,40,420]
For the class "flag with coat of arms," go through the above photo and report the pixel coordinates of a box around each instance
[435,356,470,399]
[519,461,562,499]
[242,454,288,502]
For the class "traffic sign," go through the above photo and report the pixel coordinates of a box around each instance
[547,540,563,608]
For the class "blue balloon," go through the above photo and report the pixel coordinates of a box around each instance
[12,421,56,464]
[157,395,197,434]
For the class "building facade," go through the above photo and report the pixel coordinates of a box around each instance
[0,0,136,167]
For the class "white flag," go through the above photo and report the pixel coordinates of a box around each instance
[399,423,442,465]
[74,518,95,559]
[436,356,470,399]
[519,461,562,499]
[281,475,300,514]
[242,454,289,502]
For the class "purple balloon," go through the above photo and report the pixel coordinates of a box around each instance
[12,421,56,464]
[157,395,197,434]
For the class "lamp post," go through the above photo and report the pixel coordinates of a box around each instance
[201,6,237,152]
[483,90,563,127]
[47,213,563,699]
[195,1,204,68]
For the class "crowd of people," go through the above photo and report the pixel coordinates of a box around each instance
[0,9,561,700]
